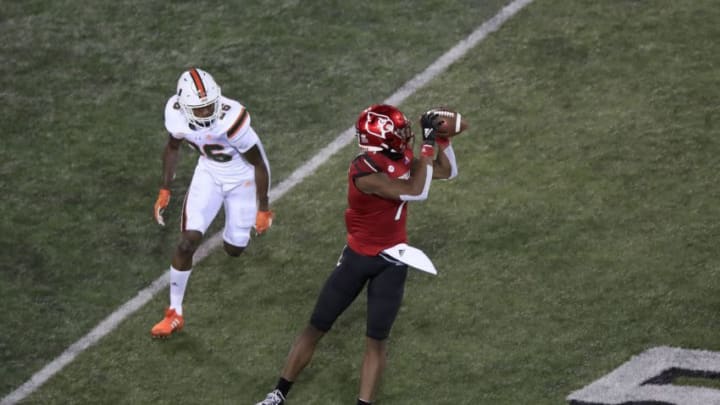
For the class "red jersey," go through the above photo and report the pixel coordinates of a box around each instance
[345,149,414,256]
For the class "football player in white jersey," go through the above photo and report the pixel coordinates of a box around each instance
[151,68,273,338]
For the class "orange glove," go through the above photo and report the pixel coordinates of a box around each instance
[255,210,274,235]
[154,188,171,226]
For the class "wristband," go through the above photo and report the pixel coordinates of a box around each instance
[421,144,435,157]
[435,136,450,148]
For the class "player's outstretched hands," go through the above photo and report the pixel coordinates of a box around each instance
[419,111,439,157]
[420,111,441,131]
[255,210,274,235]
[154,188,171,226]
[420,111,440,146]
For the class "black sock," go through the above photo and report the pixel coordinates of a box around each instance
[275,377,293,397]
[357,399,371,405]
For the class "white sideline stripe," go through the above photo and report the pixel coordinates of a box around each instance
[1,1,533,403]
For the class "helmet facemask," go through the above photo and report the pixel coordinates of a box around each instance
[180,96,221,128]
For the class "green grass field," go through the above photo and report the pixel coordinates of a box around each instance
[2,0,720,404]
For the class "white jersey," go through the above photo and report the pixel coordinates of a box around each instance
[164,95,263,184]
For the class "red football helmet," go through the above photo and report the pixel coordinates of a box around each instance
[355,104,413,153]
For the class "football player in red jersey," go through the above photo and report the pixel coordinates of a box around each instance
[256,104,459,405]
[150,68,273,338]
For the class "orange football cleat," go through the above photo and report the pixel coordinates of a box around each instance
[151,308,184,338]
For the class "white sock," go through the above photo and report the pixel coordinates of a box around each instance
[169,266,192,315]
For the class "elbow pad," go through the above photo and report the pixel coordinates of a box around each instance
[400,165,433,201]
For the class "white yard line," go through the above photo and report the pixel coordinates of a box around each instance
[1,1,534,403]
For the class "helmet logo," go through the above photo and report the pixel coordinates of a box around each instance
[365,112,394,139]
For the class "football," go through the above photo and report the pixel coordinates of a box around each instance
[426,107,468,137]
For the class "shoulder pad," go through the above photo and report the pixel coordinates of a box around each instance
[214,96,251,138]
[350,152,385,177]
[164,96,189,136]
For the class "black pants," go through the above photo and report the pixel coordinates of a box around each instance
[310,245,408,340]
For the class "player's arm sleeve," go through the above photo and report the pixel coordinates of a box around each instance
[399,161,433,201]
[442,144,458,180]
[354,155,433,201]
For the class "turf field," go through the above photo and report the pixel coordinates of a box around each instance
[2,0,720,404]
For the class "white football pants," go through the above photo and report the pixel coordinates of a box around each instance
[181,163,257,247]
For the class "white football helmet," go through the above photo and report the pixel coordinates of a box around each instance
[176,68,222,128]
